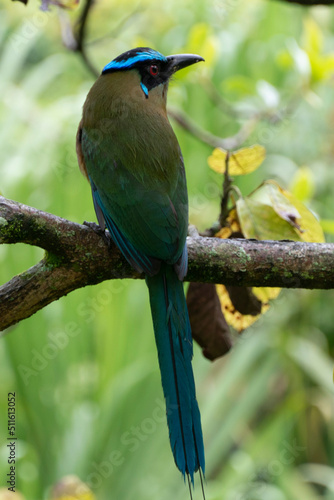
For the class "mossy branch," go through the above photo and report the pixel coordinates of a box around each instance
[1,195,334,332]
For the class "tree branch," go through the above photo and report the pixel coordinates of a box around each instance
[168,108,258,151]
[1,196,334,332]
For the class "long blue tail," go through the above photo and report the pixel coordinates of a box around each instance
[146,264,205,483]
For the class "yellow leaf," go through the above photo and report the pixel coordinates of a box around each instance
[308,52,334,82]
[283,189,325,243]
[267,183,302,231]
[289,166,315,202]
[215,285,262,332]
[302,18,334,82]
[215,226,233,239]
[215,208,242,239]
[215,176,324,333]
[215,206,282,332]
[303,18,323,54]
[208,144,266,176]
[252,287,281,302]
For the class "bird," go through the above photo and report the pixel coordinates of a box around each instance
[76,47,205,495]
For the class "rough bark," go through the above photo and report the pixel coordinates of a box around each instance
[1,196,333,332]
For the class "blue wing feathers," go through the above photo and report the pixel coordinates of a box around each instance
[91,180,160,276]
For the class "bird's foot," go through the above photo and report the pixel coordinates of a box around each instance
[187,224,200,238]
[83,221,112,249]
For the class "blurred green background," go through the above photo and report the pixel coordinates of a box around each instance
[0,0,333,499]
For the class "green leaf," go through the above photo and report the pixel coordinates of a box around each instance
[266,183,302,230]
[303,18,323,55]
[289,166,315,202]
[221,75,255,96]
[236,197,301,241]
[185,23,218,68]
[302,17,334,82]
[251,181,325,243]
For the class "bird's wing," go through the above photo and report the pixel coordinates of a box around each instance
[78,125,188,276]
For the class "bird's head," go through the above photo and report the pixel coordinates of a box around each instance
[101,47,204,100]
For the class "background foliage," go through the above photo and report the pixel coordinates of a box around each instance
[0,0,333,499]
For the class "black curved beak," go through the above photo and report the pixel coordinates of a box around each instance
[166,53,204,74]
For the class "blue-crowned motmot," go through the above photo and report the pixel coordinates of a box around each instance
[76,47,205,492]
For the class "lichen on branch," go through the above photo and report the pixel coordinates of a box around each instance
[1,196,334,332]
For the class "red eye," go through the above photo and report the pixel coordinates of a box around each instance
[149,64,159,76]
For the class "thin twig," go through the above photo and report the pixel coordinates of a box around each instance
[75,0,93,50]
[74,0,98,76]
[219,152,233,227]
[168,107,259,151]
[59,0,98,77]
[87,8,143,46]
[200,75,241,119]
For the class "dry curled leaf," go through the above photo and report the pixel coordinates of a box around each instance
[225,285,262,316]
[214,215,281,332]
[187,282,233,361]
[212,170,323,334]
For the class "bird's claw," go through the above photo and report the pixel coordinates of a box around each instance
[187,224,200,238]
[83,221,112,249]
